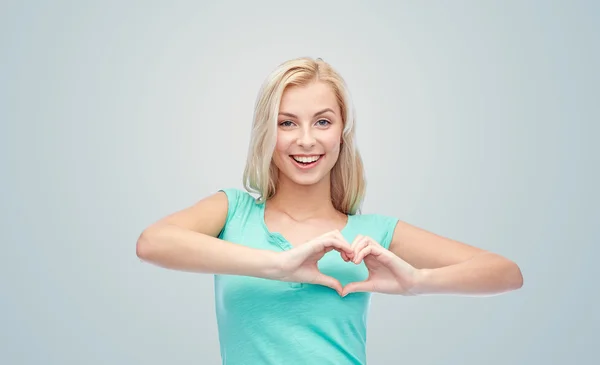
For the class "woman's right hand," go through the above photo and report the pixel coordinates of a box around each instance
[269,230,354,295]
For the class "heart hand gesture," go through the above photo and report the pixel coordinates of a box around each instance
[341,235,419,297]
[271,230,354,295]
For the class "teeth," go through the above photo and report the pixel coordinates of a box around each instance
[292,155,320,163]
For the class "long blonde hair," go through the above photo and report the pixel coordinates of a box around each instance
[242,57,366,215]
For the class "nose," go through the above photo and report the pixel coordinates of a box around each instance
[296,126,316,148]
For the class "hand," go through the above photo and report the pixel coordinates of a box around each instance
[271,230,354,295]
[342,235,420,297]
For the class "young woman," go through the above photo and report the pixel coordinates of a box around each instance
[136,57,523,364]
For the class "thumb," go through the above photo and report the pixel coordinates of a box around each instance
[312,273,343,295]
[342,280,373,297]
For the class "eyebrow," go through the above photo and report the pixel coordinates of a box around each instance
[278,108,336,119]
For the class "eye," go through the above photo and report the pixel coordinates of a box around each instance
[316,119,331,127]
[279,120,294,127]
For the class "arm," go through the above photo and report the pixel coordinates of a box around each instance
[389,221,523,296]
[136,192,278,278]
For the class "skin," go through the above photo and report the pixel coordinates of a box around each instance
[265,81,348,247]
[136,80,524,298]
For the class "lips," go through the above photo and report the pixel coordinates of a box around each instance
[289,154,324,169]
[291,155,321,164]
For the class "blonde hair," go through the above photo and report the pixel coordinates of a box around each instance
[242,57,366,215]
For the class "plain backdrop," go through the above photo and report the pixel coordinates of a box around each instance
[1,1,598,364]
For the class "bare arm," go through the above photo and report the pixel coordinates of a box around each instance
[136,192,278,278]
[389,221,523,296]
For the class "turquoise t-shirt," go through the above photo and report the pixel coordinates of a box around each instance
[215,188,399,365]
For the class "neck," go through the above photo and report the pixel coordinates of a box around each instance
[268,174,337,220]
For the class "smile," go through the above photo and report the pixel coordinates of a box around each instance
[289,154,323,168]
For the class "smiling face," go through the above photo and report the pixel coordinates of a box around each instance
[272,81,344,187]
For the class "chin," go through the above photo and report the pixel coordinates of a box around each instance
[278,166,332,187]
[288,174,328,187]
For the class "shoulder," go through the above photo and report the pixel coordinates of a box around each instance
[218,187,261,222]
[350,213,399,250]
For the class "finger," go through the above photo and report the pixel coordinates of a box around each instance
[312,273,343,295]
[317,230,353,258]
[340,251,349,262]
[321,229,352,247]
[333,229,349,243]
[300,237,348,260]
[319,237,355,255]
[332,232,352,261]
[354,245,372,264]
[319,229,346,243]
[355,241,386,264]
[351,236,371,263]
[349,234,364,248]
[338,234,353,262]
[342,280,373,297]
[328,246,350,262]
[329,230,353,258]
[355,239,388,263]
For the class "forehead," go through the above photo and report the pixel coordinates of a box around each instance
[279,81,339,113]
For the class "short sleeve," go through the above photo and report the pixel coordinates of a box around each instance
[217,188,242,238]
[376,214,400,250]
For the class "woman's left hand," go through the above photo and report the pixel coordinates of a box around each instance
[341,235,420,297]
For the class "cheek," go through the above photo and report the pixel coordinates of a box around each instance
[324,135,342,154]
[275,134,291,154]
[273,133,293,167]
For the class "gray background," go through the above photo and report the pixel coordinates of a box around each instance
[1,1,598,364]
